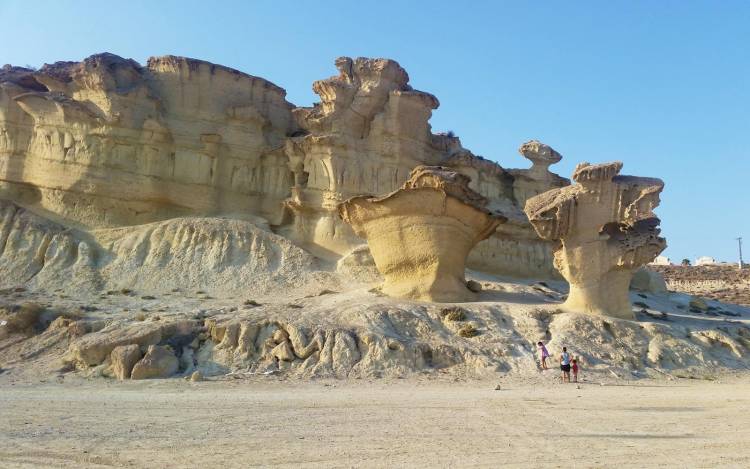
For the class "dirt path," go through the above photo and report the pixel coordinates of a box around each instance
[1,377,748,468]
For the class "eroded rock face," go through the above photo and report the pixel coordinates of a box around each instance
[280,57,567,278]
[110,344,142,380]
[2,54,569,283]
[525,162,667,319]
[339,166,506,302]
[1,54,295,228]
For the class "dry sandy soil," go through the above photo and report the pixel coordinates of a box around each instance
[1,375,749,468]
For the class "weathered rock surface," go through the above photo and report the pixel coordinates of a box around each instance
[0,199,326,296]
[525,161,667,319]
[1,53,571,284]
[130,345,179,380]
[110,344,142,380]
[339,166,506,302]
[66,319,196,367]
[1,54,295,228]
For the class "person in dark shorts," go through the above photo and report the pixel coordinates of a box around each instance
[560,347,571,383]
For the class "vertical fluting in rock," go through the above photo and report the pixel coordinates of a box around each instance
[524,161,667,319]
[339,166,507,302]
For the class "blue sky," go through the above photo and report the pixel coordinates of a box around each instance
[1,0,748,263]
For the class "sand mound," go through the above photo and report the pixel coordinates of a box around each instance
[0,200,337,297]
[95,217,327,296]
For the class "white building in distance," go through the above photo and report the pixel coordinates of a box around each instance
[695,256,717,266]
[650,256,671,266]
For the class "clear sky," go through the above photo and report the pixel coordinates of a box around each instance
[1,0,748,263]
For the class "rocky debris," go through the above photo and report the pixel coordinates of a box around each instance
[66,319,197,367]
[525,161,666,319]
[110,344,142,380]
[339,166,507,302]
[130,345,179,380]
[466,280,483,293]
[189,370,203,382]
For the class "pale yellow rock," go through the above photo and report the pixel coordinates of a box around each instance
[339,166,506,302]
[271,340,295,362]
[130,345,179,380]
[1,54,295,228]
[110,344,142,380]
[525,161,667,319]
[1,55,569,286]
[65,319,198,367]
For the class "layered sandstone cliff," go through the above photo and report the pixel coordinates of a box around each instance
[1,54,568,285]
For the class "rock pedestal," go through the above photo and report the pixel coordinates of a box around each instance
[524,162,667,319]
[339,166,506,302]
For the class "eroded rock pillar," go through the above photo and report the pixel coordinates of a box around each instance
[524,161,667,319]
[338,166,507,302]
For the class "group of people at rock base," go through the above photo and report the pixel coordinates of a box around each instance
[538,341,578,383]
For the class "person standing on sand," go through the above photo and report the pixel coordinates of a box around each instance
[571,358,579,383]
[560,347,571,383]
[537,341,550,369]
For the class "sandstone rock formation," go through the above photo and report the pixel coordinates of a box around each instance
[525,162,667,319]
[279,59,567,278]
[130,345,179,380]
[110,344,142,380]
[2,53,570,291]
[339,166,506,302]
[1,55,295,228]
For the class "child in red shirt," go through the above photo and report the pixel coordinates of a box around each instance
[571,358,579,382]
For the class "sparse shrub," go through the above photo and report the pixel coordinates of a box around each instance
[141,295,156,300]
[440,307,466,322]
[458,324,479,338]
[634,301,650,309]
[120,288,133,295]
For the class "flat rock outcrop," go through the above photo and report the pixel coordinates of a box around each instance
[339,166,506,302]
[525,161,667,319]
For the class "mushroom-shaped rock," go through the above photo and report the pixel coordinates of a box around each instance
[338,165,507,302]
[524,161,666,319]
[519,140,562,179]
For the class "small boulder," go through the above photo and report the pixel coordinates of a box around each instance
[130,345,179,380]
[466,280,482,293]
[190,370,203,382]
[110,344,142,380]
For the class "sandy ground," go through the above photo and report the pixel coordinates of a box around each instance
[1,376,748,468]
